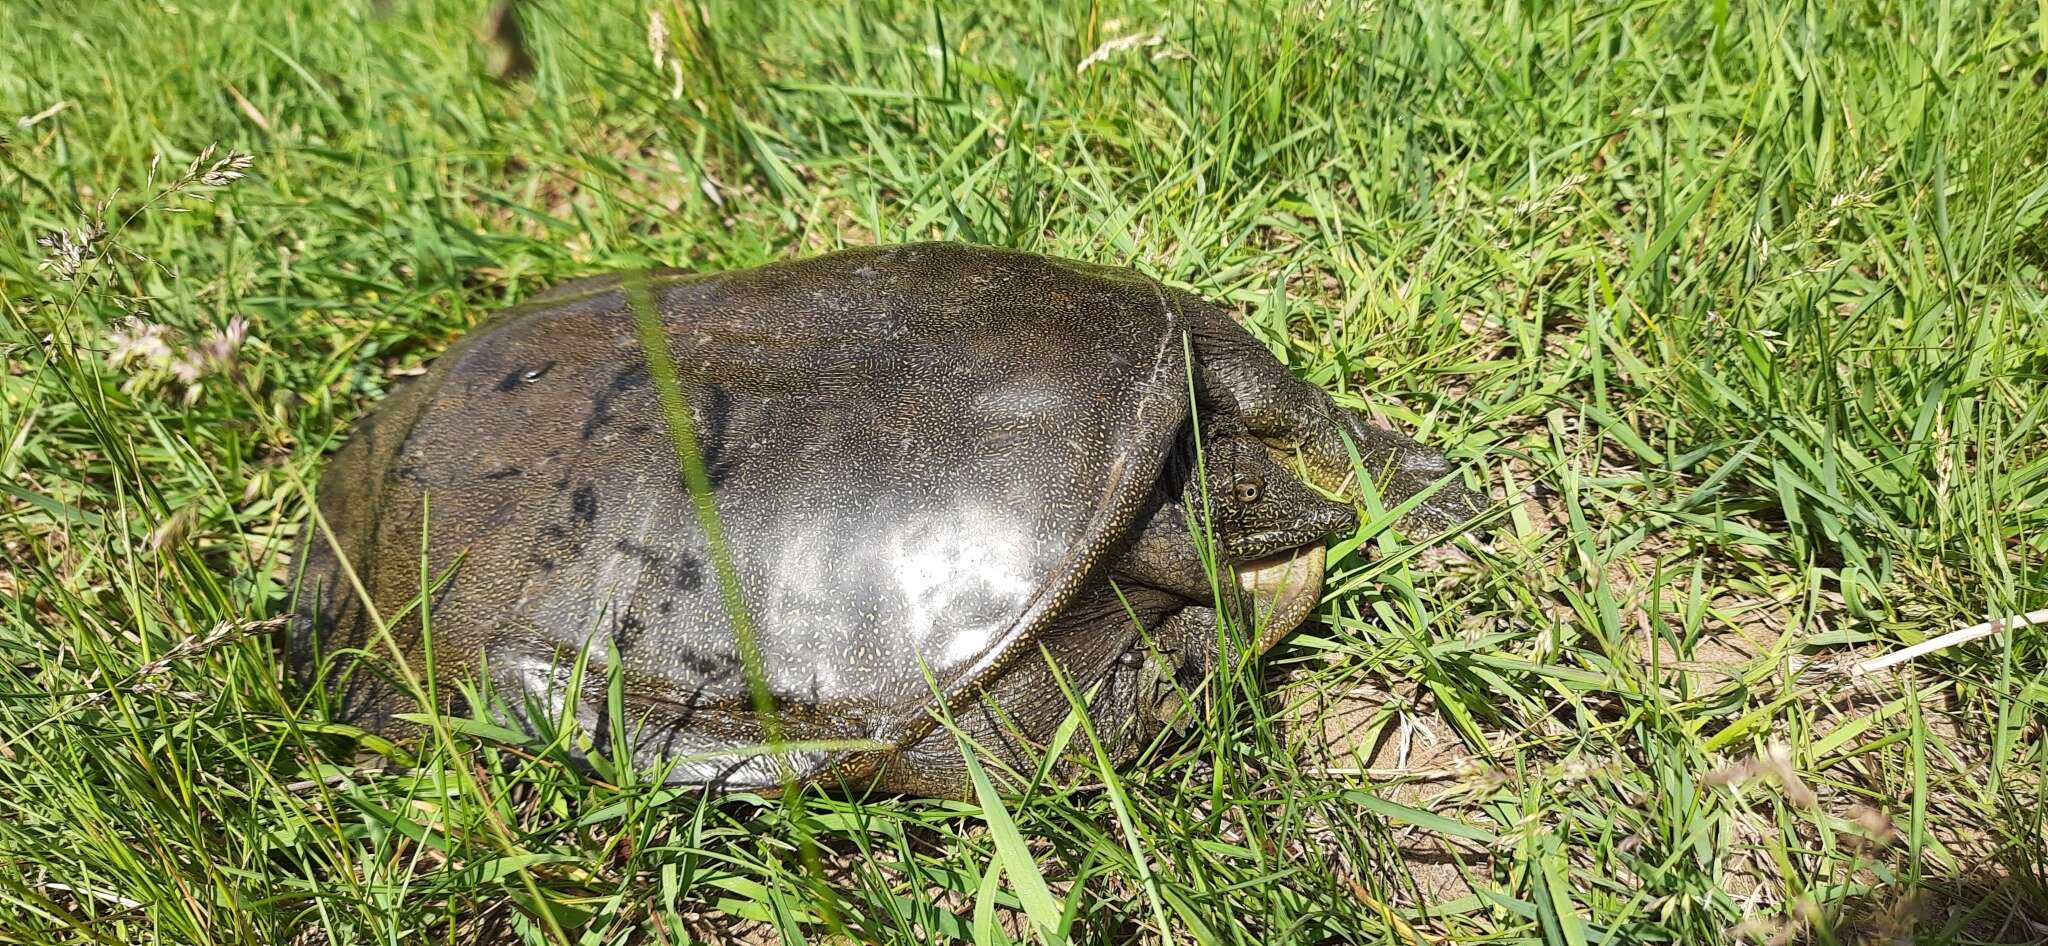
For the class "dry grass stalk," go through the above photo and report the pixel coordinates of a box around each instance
[1849,608,2048,677]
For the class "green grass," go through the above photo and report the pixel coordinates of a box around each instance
[3,0,2047,941]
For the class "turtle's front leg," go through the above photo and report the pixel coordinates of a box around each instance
[1129,606,1220,729]
[1177,294,1487,534]
[1133,602,1289,729]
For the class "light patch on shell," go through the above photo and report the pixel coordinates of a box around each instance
[973,380,1064,420]
[512,655,597,740]
[748,523,846,693]
[889,505,1036,667]
[941,625,995,664]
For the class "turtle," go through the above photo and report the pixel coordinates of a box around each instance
[291,242,1484,796]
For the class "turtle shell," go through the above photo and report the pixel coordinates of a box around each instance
[294,243,1194,784]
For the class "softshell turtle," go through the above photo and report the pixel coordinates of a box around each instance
[292,243,1483,796]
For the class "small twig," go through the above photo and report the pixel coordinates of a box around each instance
[40,882,143,911]
[1303,767,1460,781]
[1849,607,2048,678]
[283,769,378,795]
[17,100,70,128]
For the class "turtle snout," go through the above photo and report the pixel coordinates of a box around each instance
[1221,494,1356,562]
[1307,496,1358,539]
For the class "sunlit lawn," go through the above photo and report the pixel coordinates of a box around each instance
[2,0,2046,942]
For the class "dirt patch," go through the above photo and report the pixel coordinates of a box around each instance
[1282,679,1492,907]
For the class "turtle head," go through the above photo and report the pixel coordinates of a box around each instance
[1198,425,1357,563]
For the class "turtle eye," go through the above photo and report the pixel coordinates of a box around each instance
[1233,477,1264,504]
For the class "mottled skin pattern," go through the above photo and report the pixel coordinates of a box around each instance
[292,243,1485,797]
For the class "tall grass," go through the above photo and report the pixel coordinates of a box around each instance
[1,0,2045,942]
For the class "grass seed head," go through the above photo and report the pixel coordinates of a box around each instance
[1076,31,1165,74]
[1707,741,1817,809]
[647,9,669,70]
[105,316,175,370]
[145,505,198,554]
[34,223,104,281]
